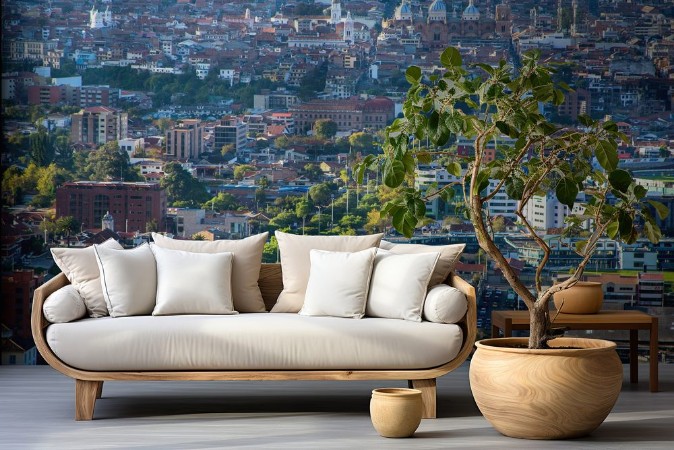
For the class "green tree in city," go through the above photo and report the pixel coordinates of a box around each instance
[160,161,210,207]
[313,119,337,139]
[302,163,323,181]
[55,216,80,247]
[204,192,239,212]
[29,126,56,166]
[308,182,333,206]
[233,164,255,180]
[83,142,141,181]
[348,132,374,151]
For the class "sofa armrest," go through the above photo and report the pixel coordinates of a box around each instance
[446,272,478,361]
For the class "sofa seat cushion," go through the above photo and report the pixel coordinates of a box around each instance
[46,314,463,371]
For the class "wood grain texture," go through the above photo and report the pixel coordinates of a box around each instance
[32,264,478,421]
[408,378,437,419]
[469,337,623,439]
[75,380,101,421]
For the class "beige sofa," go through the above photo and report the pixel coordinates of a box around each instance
[32,264,476,421]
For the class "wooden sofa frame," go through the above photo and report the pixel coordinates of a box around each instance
[32,263,477,421]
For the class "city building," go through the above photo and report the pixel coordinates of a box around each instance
[1,269,43,342]
[214,116,248,156]
[165,119,204,160]
[290,96,395,134]
[70,106,128,146]
[55,181,167,235]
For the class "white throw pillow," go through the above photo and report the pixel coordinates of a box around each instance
[272,231,383,313]
[150,245,236,315]
[51,238,123,317]
[379,240,465,286]
[151,232,268,312]
[366,250,440,322]
[299,248,377,319]
[423,284,468,324]
[94,243,157,317]
[42,285,87,323]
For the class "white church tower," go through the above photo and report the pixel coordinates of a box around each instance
[343,11,354,43]
[331,0,342,25]
[102,211,114,231]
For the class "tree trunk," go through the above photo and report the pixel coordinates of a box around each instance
[529,303,551,349]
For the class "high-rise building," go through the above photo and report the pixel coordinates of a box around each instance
[165,119,203,160]
[214,116,248,155]
[55,181,167,234]
[70,106,128,146]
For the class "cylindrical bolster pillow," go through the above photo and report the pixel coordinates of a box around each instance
[43,285,87,323]
[423,284,468,324]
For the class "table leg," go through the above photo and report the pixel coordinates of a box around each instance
[630,329,638,384]
[491,324,499,338]
[650,317,659,393]
[504,319,512,338]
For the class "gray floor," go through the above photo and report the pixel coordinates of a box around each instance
[1,364,673,449]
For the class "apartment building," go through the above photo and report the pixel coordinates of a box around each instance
[214,116,247,155]
[165,119,204,160]
[70,106,128,146]
[55,181,167,234]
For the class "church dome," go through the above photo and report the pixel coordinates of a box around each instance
[395,1,413,20]
[462,0,480,21]
[429,0,446,12]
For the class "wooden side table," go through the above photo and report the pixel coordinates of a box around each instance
[491,310,659,392]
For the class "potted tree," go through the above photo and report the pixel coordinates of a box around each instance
[356,47,667,439]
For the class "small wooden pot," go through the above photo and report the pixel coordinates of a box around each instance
[553,281,604,314]
[370,388,423,438]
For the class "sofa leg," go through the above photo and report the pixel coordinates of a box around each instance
[96,381,104,399]
[75,380,101,420]
[408,379,437,419]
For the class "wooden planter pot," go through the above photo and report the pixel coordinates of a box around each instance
[469,337,622,440]
[553,281,604,314]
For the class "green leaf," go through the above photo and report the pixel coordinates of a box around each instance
[428,110,439,132]
[405,66,422,85]
[440,47,462,68]
[475,170,490,194]
[606,221,619,239]
[401,152,415,174]
[446,162,462,177]
[383,159,406,188]
[495,121,510,136]
[392,208,417,238]
[578,114,593,127]
[574,240,588,254]
[608,169,632,193]
[644,221,662,244]
[602,121,618,132]
[555,178,578,209]
[596,140,619,171]
[416,151,432,165]
[505,177,525,200]
[618,211,633,239]
[633,184,648,200]
[647,199,670,220]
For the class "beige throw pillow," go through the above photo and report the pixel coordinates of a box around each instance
[272,231,384,313]
[423,284,468,324]
[151,232,268,312]
[366,250,440,322]
[43,285,87,323]
[299,248,377,319]
[50,238,123,317]
[94,243,157,317]
[150,245,236,315]
[379,240,465,286]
